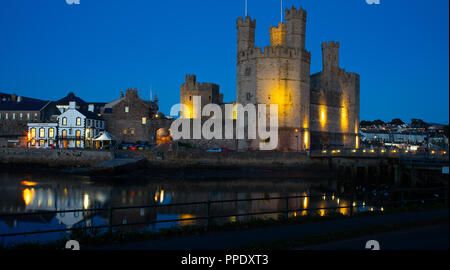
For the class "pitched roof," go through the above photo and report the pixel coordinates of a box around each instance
[55,92,87,106]
[0,99,51,111]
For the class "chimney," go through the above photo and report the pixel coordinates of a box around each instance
[69,101,76,109]
[88,104,94,112]
[120,92,124,98]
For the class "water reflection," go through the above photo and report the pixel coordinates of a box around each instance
[0,172,368,245]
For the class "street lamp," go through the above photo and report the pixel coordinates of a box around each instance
[294,129,299,152]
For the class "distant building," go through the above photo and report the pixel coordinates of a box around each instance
[102,88,160,144]
[0,92,58,147]
[57,101,105,148]
[27,101,105,149]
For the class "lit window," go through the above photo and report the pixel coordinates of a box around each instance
[12,113,15,120]
[39,128,45,138]
[142,117,147,125]
[76,140,81,148]
[30,128,36,138]
[62,130,67,138]
[76,130,81,138]
[34,113,38,119]
[49,128,54,138]
[20,113,23,119]
[123,129,127,135]
[27,113,30,120]
[125,106,129,113]
[62,117,67,126]
[76,117,81,126]
[130,128,135,135]
[5,114,8,120]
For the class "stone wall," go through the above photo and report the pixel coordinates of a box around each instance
[0,148,114,168]
[125,150,312,168]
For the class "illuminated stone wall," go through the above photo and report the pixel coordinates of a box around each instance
[237,7,311,151]
[180,74,222,119]
[309,42,360,150]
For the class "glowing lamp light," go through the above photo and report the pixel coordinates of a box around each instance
[21,181,37,187]
[83,194,90,210]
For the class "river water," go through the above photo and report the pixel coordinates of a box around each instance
[0,171,374,246]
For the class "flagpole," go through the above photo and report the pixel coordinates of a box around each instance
[245,0,247,17]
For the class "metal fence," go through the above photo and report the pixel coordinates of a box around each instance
[0,187,447,239]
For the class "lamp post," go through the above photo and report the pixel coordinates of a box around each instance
[295,129,299,152]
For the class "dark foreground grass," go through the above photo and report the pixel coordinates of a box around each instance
[1,203,446,250]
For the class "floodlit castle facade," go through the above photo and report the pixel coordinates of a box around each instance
[236,7,360,151]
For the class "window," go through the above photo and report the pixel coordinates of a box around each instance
[49,128,54,138]
[5,113,8,120]
[76,117,81,126]
[27,113,30,120]
[246,92,251,100]
[39,128,45,138]
[76,140,81,148]
[20,113,23,119]
[86,129,91,138]
[34,113,38,119]
[62,117,67,126]
[125,106,129,113]
[76,130,81,139]
[62,130,67,138]
[189,96,192,101]
[87,119,91,126]
[30,128,36,138]
[142,117,147,125]
[123,129,127,135]
[12,113,15,120]
[130,128,135,135]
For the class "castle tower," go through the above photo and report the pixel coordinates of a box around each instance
[285,7,307,50]
[270,23,286,47]
[322,41,340,73]
[237,17,256,53]
[180,74,221,119]
[236,7,311,151]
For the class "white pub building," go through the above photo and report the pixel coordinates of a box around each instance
[27,101,105,149]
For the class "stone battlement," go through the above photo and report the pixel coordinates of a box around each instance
[236,16,256,28]
[285,6,307,21]
[322,41,340,48]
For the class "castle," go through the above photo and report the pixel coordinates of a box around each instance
[179,6,359,151]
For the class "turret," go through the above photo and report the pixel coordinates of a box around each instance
[322,41,340,73]
[270,23,286,47]
[285,7,307,50]
[237,16,256,53]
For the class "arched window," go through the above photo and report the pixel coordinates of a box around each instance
[76,117,81,126]
[62,117,67,126]
[62,130,67,138]
[76,130,81,138]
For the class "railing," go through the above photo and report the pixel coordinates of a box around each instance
[310,149,449,160]
[0,188,447,239]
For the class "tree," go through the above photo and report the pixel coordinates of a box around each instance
[373,119,385,126]
[389,118,404,126]
[410,119,429,128]
[360,120,373,127]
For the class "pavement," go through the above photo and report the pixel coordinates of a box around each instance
[94,209,448,250]
[298,223,449,250]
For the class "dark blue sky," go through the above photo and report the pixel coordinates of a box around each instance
[0,0,448,124]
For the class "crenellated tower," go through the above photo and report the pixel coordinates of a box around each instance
[237,17,256,53]
[285,7,307,50]
[236,6,311,151]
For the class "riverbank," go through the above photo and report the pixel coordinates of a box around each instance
[0,148,326,178]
